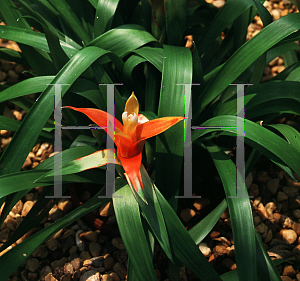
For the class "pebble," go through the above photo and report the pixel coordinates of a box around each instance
[264,229,273,243]
[213,244,227,257]
[0,228,10,242]
[113,250,127,264]
[63,263,74,275]
[198,243,211,258]
[256,223,268,234]
[253,215,261,226]
[113,262,127,279]
[257,171,268,182]
[213,0,225,8]
[45,238,60,251]
[257,203,269,220]
[265,202,277,220]
[80,251,92,261]
[280,229,297,244]
[80,231,98,242]
[21,201,35,217]
[104,254,115,270]
[80,270,101,281]
[39,265,52,280]
[277,191,288,202]
[89,241,101,257]
[26,258,40,272]
[293,209,300,219]
[180,208,196,223]
[283,186,298,197]
[70,257,82,271]
[32,245,49,258]
[249,184,259,197]
[110,272,120,281]
[99,202,114,217]
[102,274,113,281]
[111,237,125,250]
[57,199,73,213]
[282,265,296,278]
[76,230,85,251]
[51,257,68,269]
[193,198,210,211]
[49,207,64,221]
[221,257,237,271]
[271,8,282,20]
[220,208,229,219]
[267,178,279,194]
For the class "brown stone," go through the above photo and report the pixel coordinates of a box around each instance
[89,241,101,257]
[109,272,120,281]
[45,238,60,251]
[80,231,98,242]
[257,203,269,220]
[21,201,35,216]
[0,228,10,242]
[193,198,210,211]
[267,178,279,194]
[257,171,268,182]
[57,199,73,213]
[277,191,288,202]
[282,265,295,278]
[26,258,39,272]
[213,244,227,257]
[265,202,277,220]
[256,223,268,234]
[111,237,125,250]
[113,262,127,279]
[39,265,52,280]
[102,274,113,281]
[180,208,196,223]
[99,201,114,217]
[51,257,68,270]
[222,257,237,271]
[221,208,229,220]
[104,254,115,270]
[280,229,297,244]
[45,273,58,281]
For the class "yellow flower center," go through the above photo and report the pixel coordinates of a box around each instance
[122,111,138,138]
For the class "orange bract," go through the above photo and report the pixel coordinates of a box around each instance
[64,93,184,192]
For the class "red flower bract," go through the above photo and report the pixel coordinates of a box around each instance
[64,93,184,193]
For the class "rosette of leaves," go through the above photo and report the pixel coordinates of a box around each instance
[0,0,299,280]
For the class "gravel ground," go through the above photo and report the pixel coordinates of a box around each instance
[1,1,300,281]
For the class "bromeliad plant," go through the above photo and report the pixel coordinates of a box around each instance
[0,0,300,280]
[62,92,184,196]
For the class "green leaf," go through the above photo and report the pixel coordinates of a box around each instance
[195,13,300,120]
[94,0,121,37]
[156,45,192,208]
[189,199,227,245]
[153,183,222,280]
[192,116,300,177]
[113,179,157,281]
[164,0,186,46]
[206,144,257,281]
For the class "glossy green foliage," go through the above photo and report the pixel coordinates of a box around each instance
[0,0,299,280]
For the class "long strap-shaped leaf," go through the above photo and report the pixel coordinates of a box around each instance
[156,45,191,208]
[206,143,282,281]
[192,116,300,177]
[194,13,300,120]
[113,180,158,281]
[206,144,257,281]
